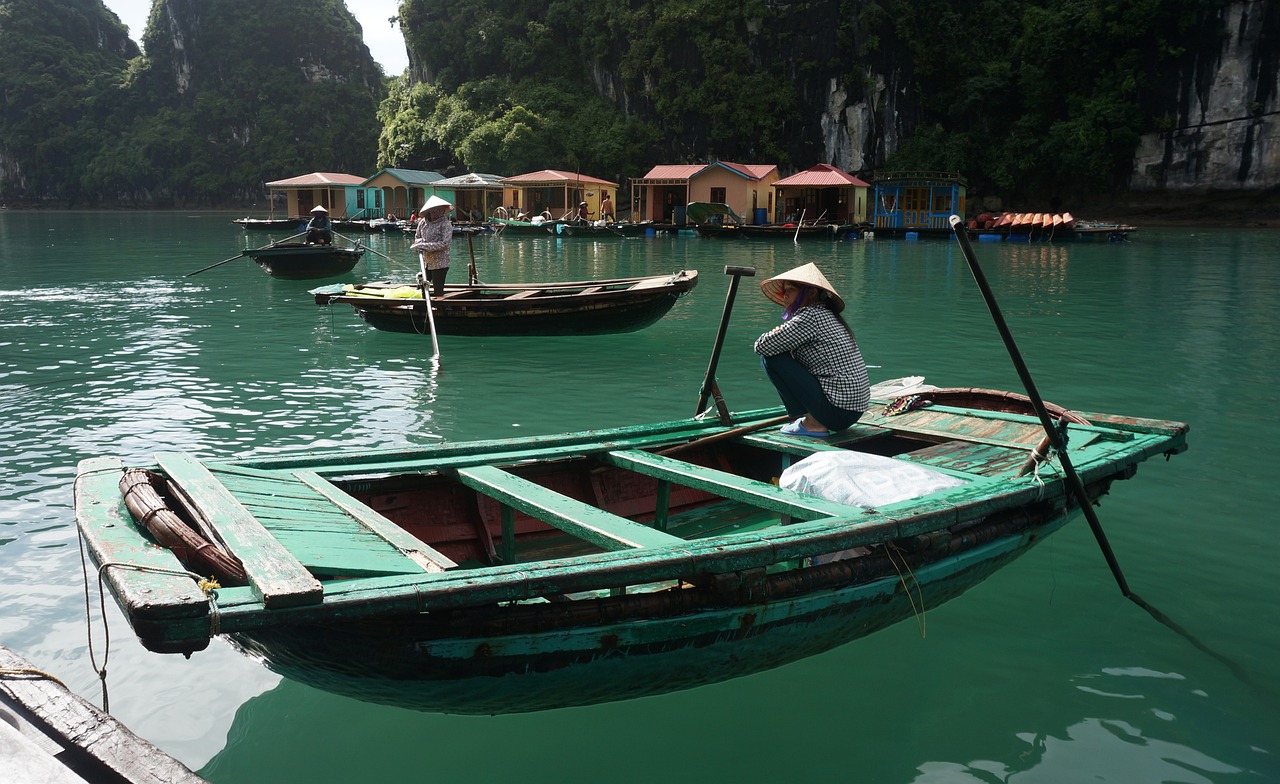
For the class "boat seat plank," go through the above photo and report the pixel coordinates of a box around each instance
[741,422,892,456]
[201,469,453,576]
[154,453,323,609]
[600,449,867,520]
[454,465,685,551]
[503,289,542,300]
[294,470,457,573]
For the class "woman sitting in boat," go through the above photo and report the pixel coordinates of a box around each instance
[305,205,332,244]
[574,201,590,225]
[412,195,453,297]
[753,263,870,438]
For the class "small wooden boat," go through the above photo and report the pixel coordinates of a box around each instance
[556,221,654,237]
[244,241,366,280]
[310,270,699,336]
[1,642,206,783]
[687,202,744,238]
[232,217,304,231]
[74,382,1186,713]
[489,208,561,236]
[740,223,837,240]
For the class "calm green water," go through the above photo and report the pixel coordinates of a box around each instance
[2,212,1277,782]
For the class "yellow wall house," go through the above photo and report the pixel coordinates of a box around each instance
[499,170,618,221]
[771,164,870,226]
[690,162,779,225]
[266,172,370,218]
[362,168,446,219]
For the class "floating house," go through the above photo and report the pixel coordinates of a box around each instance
[265,172,381,219]
[772,164,870,227]
[631,162,779,226]
[630,164,703,225]
[432,173,505,224]
[871,171,967,236]
[500,170,618,222]
[690,162,778,225]
[362,168,446,219]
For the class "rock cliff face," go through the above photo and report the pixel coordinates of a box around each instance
[1130,0,1279,192]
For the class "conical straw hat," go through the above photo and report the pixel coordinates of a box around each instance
[760,263,844,312]
[419,195,453,214]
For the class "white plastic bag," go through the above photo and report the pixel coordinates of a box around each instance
[779,451,966,509]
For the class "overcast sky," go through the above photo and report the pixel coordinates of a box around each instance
[101,0,410,74]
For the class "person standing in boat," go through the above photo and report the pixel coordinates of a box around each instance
[305,205,332,244]
[754,263,870,437]
[412,195,453,297]
[574,201,590,224]
[600,193,615,223]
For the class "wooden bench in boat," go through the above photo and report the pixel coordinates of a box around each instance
[454,464,685,551]
[503,289,542,300]
[155,453,456,608]
[599,449,868,521]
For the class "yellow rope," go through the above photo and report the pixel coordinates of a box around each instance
[885,542,926,638]
[0,667,67,690]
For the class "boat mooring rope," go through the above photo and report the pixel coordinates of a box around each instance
[77,523,221,713]
[0,666,68,690]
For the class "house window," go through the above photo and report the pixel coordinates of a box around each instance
[711,187,726,204]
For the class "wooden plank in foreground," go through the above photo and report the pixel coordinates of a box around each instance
[454,465,686,551]
[155,452,323,609]
[0,643,207,784]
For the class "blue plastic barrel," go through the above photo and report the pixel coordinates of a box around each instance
[905,231,919,241]
[754,207,768,225]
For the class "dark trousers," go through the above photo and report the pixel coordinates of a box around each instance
[426,267,448,297]
[760,353,863,432]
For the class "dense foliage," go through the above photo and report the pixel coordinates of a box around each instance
[0,0,138,204]
[0,0,1238,207]
[386,0,1224,203]
[1,0,386,206]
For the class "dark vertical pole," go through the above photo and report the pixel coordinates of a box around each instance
[948,215,1131,596]
[696,266,756,423]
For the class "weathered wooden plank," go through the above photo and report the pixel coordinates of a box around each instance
[454,465,686,551]
[600,449,868,520]
[0,643,208,783]
[72,457,211,629]
[294,470,457,573]
[154,452,324,609]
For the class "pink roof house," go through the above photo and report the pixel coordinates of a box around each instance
[771,164,871,225]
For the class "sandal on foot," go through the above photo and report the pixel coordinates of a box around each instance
[781,417,830,438]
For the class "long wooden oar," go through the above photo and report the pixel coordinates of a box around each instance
[951,213,1277,700]
[417,252,441,359]
[948,214,1131,595]
[658,414,791,456]
[793,209,806,243]
[185,231,307,277]
[696,265,756,424]
[466,230,479,285]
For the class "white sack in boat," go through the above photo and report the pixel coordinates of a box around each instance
[780,451,966,509]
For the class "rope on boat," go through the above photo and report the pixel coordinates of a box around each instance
[0,666,68,690]
[77,520,222,713]
[885,542,926,638]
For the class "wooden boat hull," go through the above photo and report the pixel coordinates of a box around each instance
[313,271,699,336]
[230,505,1067,713]
[245,243,366,279]
[233,217,304,231]
[740,225,837,240]
[556,221,653,237]
[490,217,559,235]
[73,389,1187,713]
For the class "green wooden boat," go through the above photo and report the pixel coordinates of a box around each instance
[73,384,1187,713]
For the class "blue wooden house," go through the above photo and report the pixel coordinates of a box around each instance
[871,171,967,235]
